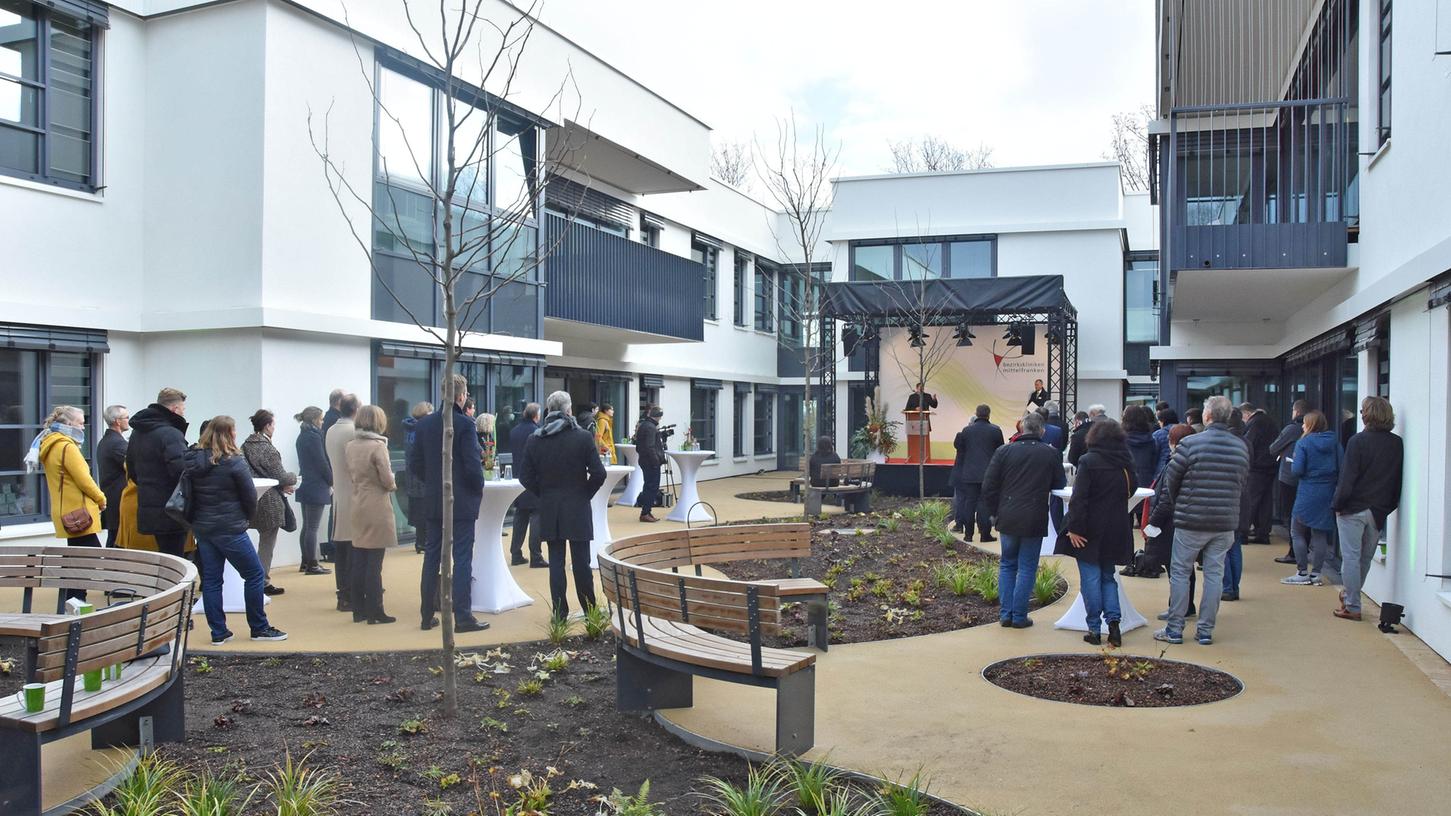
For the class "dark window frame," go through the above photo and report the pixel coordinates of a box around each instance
[689,385,717,453]
[0,346,99,524]
[847,235,998,281]
[732,252,749,327]
[1124,251,1160,345]
[754,262,776,332]
[1378,0,1392,146]
[732,387,746,457]
[692,240,719,321]
[753,389,775,454]
[0,1,102,191]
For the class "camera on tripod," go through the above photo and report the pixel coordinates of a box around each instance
[658,423,677,442]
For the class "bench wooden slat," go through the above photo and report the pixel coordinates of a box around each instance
[0,654,171,733]
[615,616,813,677]
[759,578,829,597]
[0,612,65,637]
[35,596,185,654]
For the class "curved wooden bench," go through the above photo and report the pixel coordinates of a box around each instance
[804,461,875,516]
[601,524,822,755]
[0,545,197,816]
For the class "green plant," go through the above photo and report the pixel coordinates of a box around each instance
[175,769,255,816]
[191,656,212,675]
[482,716,510,732]
[1032,562,1063,606]
[698,765,783,816]
[564,694,585,708]
[814,789,880,816]
[264,750,344,816]
[965,563,999,603]
[822,562,847,588]
[877,770,930,816]
[933,563,972,597]
[877,516,900,534]
[421,799,453,816]
[583,604,610,640]
[771,754,843,815]
[598,781,665,816]
[90,752,186,816]
[845,578,867,602]
[543,650,570,673]
[544,613,573,646]
[869,578,894,599]
[399,718,427,735]
[504,770,552,816]
[516,678,544,696]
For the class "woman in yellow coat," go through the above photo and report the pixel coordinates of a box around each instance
[595,403,616,464]
[39,406,107,598]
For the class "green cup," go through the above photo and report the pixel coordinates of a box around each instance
[106,663,123,681]
[23,683,45,713]
[83,669,103,692]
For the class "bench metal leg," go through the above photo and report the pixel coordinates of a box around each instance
[804,490,823,517]
[804,598,829,652]
[775,665,815,756]
[0,732,42,815]
[92,673,186,751]
[615,647,693,712]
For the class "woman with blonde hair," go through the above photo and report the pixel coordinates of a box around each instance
[39,405,106,600]
[347,405,398,624]
[188,416,287,645]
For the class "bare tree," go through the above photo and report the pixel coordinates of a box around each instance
[755,113,839,467]
[712,139,752,189]
[1105,104,1154,192]
[308,0,582,717]
[888,136,994,173]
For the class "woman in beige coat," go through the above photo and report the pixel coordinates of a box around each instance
[346,405,398,624]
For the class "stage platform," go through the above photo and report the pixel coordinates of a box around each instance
[876,459,954,497]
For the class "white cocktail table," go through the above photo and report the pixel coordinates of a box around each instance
[193,478,277,614]
[1044,486,1154,634]
[470,479,534,614]
[664,450,715,523]
[589,465,636,568]
[615,444,642,507]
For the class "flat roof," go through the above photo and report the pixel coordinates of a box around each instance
[833,161,1121,185]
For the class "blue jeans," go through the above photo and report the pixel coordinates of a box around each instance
[1223,532,1244,594]
[421,516,478,624]
[1076,559,1121,633]
[196,530,270,638]
[997,534,1043,624]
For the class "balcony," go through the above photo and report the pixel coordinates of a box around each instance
[543,215,704,342]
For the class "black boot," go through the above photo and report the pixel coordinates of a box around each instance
[369,605,397,625]
[1083,632,1102,646]
[1107,620,1122,648]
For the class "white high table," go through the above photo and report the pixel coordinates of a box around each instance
[589,465,636,568]
[193,478,277,614]
[664,449,715,523]
[470,479,534,614]
[615,444,642,507]
[1044,485,1155,634]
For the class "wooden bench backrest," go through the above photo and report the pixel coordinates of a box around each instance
[608,523,812,572]
[599,551,782,635]
[819,461,875,483]
[0,547,192,606]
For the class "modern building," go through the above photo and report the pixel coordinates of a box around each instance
[1,0,1155,567]
[1152,0,1451,660]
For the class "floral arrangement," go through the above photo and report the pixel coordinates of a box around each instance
[850,389,900,458]
[681,428,698,451]
[477,413,497,473]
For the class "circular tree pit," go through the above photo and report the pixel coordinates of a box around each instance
[983,653,1243,708]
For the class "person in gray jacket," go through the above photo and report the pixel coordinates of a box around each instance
[1149,395,1250,646]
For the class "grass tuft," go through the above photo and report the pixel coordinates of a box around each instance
[697,764,783,816]
[544,613,573,646]
[264,749,344,816]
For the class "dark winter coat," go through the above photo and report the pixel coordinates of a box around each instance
[1028,388,1049,407]
[294,424,332,506]
[518,412,607,541]
[808,451,842,487]
[321,406,341,437]
[407,404,485,522]
[1146,458,1177,560]
[1041,422,1065,451]
[1152,425,1171,472]
[905,392,938,412]
[981,434,1066,537]
[185,449,258,539]
[1125,430,1160,489]
[126,404,190,535]
[1160,423,1250,532]
[951,418,1004,486]
[1270,417,1304,485]
[508,419,541,510]
[96,428,129,530]
[634,417,665,470]
[1066,418,1095,467]
[1291,431,1341,531]
[1332,428,1404,529]
[242,432,297,533]
[1242,410,1279,472]
[1056,445,1137,566]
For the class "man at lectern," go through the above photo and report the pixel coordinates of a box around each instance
[906,382,938,412]
[1028,379,1049,408]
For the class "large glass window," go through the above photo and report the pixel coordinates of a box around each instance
[692,240,718,321]
[949,240,993,278]
[754,263,775,332]
[1378,0,1392,146]
[377,67,434,189]
[851,245,893,281]
[901,243,942,281]
[850,238,996,281]
[0,1,98,189]
[1124,257,1159,343]
[0,346,95,522]
[690,386,717,454]
[779,269,802,344]
[733,253,748,327]
[753,390,774,454]
[493,364,533,458]
[732,388,746,457]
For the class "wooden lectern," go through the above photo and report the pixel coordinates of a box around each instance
[903,409,932,463]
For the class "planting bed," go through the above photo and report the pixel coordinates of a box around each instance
[714,501,1067,647]
[983,653,1243,708]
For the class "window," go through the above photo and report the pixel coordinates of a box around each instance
[1124,256,1159,343]
[779,269,803,344]
[948,241,993,278]
[1378,0,1392,146]
[732,386,747,457]
[754,262,775,331]
[638,213,660,247]
[0,1,100,189]
[690,384,717,453]
[753,390,774,454]
[901,243,942,281]
[0,347,95,522]
[849,237,996,281]
[733,253,748,327]
[692,239,718,320]
[851,245,893,281]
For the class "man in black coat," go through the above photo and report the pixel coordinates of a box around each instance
[126,388,190,557]
[1331,396,1403,621]
[507,402,546,568]
[1028,379,1049,408]
[1066,404,1105,467]
[96,404,130,547]
[1239,402,1279,543]
[519,391,607,619]
[1268,399,1310,563]
[407,374,487,633]
[982,411,1065,627]
[321,388,344,436]
[951,404,1004,542]
[905,382,938,412]
[633,406,666,522]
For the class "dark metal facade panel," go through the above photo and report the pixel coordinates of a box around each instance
[544,215,705,341]
[0,323,109,352]
[1171,222,1349,270]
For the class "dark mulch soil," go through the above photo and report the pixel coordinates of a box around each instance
[713,505,1068,648]
[983,653,1243,708]
[0,637,22,697]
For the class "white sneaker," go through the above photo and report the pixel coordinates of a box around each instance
[1308,573,1325,586]
[1281,572,1314,585]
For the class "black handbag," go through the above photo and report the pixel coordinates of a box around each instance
[281,494,298,533]
[164,469,194,528]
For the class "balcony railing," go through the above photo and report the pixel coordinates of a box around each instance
[544,215,704,340]
[1163,99,1356,271]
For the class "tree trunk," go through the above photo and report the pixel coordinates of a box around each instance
[440,324,458,718]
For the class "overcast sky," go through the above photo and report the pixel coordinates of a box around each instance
[539,0,1157,180]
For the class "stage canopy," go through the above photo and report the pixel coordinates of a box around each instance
[819,275,1076,321]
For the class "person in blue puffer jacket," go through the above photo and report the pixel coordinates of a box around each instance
[188,415,287,646]
[1281,410,1341,586]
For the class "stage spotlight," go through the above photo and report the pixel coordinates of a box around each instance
[908,325,927,348]
[953,324,975,347]
[841,325,861,354]
[1004,323,1035,355]
[1003,325,1021,348]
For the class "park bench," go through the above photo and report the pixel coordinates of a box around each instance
[0,545,196,816]
[600,525,821,755]
[803,461,875,516]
